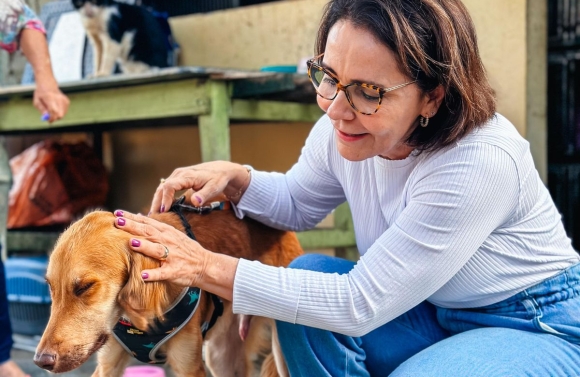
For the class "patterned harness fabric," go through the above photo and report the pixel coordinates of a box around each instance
[112,286,202,364]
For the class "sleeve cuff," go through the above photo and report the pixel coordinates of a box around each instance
[232,258,302,324]
[232,169,276,219]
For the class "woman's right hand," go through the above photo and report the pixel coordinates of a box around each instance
[151,161,251,214]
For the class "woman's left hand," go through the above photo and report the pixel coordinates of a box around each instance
[113,210,210,287]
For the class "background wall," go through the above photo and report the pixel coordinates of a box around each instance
[167,0,546,177]
[108,122,313,212]
[0,0,547,211]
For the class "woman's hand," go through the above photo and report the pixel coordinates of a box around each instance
[153,161,251,214]
[114,211,209,287]
[19,28,70,122]
[113,210,239,300]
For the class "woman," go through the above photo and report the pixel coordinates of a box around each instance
[114,0,580,375]
[0,1,69,376]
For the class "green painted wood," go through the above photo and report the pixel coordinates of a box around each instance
[297,203,356,250]
[0,144,10,261]
[333,202,354,230]
[198,81,231,162]
[335,246,360,262]
[230,99,323,123]
[232,74,296,98]
[297,228,356,250]
[6,231,60,256]
[0,80,211,132]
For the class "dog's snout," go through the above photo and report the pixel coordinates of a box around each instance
[34,352,56,370]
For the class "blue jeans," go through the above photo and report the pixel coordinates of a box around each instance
[277,254,580,376]
[0,258,13,364]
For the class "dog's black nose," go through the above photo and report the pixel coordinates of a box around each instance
[33,352,56,370]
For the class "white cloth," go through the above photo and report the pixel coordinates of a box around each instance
[232,113,580,337]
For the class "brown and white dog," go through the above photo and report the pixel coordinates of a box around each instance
[72,0,172,77]
[33,196,302,376]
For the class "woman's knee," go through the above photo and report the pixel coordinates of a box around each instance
[390,328,580,377]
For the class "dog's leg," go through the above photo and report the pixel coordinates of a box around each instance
[91,337,131,377]
[86,32,102,78]
[165,327,207,377]
[204,305,251,377]
[270,320,289,377]
[95,35,121,77]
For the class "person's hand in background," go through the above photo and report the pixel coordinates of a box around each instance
[20,28,69,122]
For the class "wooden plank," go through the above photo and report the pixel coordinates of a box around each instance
[230,99,323,123]
[0,79,211,132]
[6,231,60,255]
[232,74,296,98]
[0,67,213,98]
[297,203,356,250]
[0,146,10,261]
[198,81,231,162]
[297,228,356,250]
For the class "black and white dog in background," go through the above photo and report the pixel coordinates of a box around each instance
[71,0,176,77]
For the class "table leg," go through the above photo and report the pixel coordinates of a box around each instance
[198,81,231,162]
[0,143,11,261]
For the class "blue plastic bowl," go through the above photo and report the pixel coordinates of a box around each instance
[260,65,298,73]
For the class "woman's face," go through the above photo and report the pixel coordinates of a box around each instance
[318,20,439,161]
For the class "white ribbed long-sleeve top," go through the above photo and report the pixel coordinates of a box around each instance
[232,113,580,337]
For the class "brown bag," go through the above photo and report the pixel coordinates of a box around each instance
[7,140,109,228]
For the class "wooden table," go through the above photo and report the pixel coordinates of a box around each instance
[0,67,356,260]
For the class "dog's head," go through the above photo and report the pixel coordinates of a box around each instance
[34,211,171,373]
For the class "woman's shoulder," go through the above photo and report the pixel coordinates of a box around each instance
[459,113,528,150]
[417,113,532,173]
[433,113,529,160]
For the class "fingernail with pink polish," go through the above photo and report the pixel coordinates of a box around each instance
[141,272,149,280]
[160,204,165,213]
[114,210,124,217]
[117,218,125,226]
[195,196,202,204]
[131,239,140,247]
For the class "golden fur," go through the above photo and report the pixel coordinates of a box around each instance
[33,200,303,377]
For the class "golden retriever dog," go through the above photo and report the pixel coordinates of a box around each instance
[33,196,303,377]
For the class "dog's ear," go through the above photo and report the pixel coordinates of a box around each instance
[117,250,170,330]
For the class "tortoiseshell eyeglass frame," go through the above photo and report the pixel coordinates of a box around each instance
[306,53,416,115]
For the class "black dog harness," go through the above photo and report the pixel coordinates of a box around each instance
[113,286,202,364]
[112,197,225,364]
[169,196,225,338]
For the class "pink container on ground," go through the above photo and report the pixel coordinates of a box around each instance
[123,366,166,377]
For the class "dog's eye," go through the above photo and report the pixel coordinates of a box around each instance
[74,282,95,296]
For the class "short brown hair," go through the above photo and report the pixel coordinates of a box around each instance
[316,0,496,152]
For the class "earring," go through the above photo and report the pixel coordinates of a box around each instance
[420,115,429,128]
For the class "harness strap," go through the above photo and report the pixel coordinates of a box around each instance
[170,196,198,240]
[201,292,225,339]
[169,196,225,339]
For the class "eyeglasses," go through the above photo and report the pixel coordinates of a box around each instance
[306,53,416,115]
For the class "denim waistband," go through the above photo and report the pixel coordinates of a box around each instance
[491,262,580,309]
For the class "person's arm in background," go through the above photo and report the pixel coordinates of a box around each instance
[19,27,69,122]
[0,1,69,122]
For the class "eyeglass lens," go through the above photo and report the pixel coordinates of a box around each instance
[310,65,380,114]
